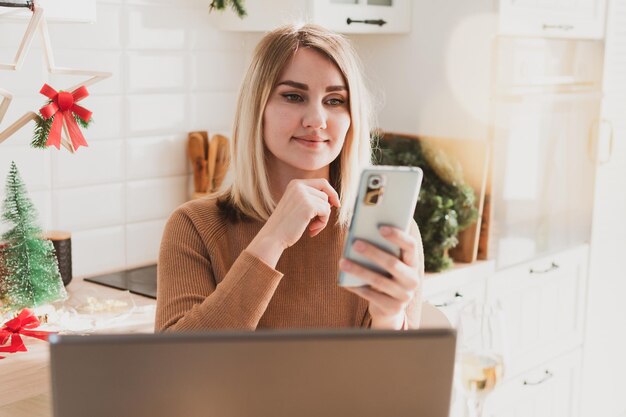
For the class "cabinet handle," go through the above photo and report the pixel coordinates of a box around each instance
[433,292,463,308]
[523,370,554,386]
[346,18,387,26]
[529,262,559,274]
[542,24,574,31]
[0,1,33,8]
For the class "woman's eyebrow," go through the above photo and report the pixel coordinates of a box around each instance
[277,80,347,92]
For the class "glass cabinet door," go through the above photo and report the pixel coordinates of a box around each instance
[491,91,600,269]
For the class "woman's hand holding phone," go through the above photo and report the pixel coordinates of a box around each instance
[339,223,423,330]
[247,178,340,267]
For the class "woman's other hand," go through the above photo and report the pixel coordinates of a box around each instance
[247,178,340,267]
[339,225,423,330]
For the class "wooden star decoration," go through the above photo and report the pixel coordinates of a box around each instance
[0,2,111,153]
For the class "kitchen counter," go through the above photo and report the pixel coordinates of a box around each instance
[0,277,156,417]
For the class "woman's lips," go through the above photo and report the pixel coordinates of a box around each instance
[293,137,329,148]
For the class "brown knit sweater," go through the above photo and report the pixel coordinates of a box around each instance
[155,196,423,331]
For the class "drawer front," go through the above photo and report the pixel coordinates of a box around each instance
[484,348,582,417]
[423,262,494,328]
[490,246,587,378]
[426,279,486,328]
[499,0,606,39]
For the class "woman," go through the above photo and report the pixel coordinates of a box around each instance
[156,23,424,332]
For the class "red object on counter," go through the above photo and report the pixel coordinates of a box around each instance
[0,309,55,359]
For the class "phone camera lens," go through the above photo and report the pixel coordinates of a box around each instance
[368,175,382,189]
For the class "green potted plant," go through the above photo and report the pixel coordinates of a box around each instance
[374,133,478,272]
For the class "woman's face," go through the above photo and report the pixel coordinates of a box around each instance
[263,47,351,177]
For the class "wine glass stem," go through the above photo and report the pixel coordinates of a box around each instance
[467,396,485,417]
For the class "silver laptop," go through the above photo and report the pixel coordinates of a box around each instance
[49,329,456,417]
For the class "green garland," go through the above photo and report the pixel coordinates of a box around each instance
[209,0,247,18]
[373,134,478,272]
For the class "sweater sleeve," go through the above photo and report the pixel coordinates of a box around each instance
[405,219,424,329]
[155,208,284,332]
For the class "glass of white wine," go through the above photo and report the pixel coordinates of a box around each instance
[455,300,507,417]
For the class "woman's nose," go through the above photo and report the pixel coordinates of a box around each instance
[302,102,327,130]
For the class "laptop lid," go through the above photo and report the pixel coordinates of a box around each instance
[49,328,456,417]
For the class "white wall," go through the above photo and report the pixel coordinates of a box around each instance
[0,0,262,277]
[351,0,496,140]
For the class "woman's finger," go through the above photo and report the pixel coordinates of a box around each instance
[345,286,404,316]
[308,199,332,236]
[302,178,341,208]
[352,240,420,291]
[379,226,418,267]
[339,258,412,302]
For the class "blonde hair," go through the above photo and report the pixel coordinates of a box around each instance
[220,23,373,227]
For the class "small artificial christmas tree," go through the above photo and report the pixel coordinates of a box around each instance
[0,161,66,311]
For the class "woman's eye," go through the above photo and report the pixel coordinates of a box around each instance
[326,98,346,106]
[282,93,303,102]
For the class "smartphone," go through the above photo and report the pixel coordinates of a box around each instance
[338,166,423,287]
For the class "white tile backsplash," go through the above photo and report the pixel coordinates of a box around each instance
[191,50,246,92]
[47,4,123,50]
[0,0,251,276]
[126,134,187,180]
[127,6,191,50]
[53,183,125,231]
[49,50,124,95]
[0,146,51,191]
[126,176,187,223]
[127,52,186,92]
[0,47,48,95]
[126,219,166,267]
[127,93,187,134]
[84,95,125,140]
[72,226,126,277]
[52,140,124,187]
[189,91,237,133]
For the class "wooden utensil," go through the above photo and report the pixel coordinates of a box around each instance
[207,133,219,192]
[211,134,230,192]
[187,131,209,194]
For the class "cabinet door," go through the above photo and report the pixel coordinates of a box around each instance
[484,348,582,417]
[491,91,600,269]
[582,1,626,416]
[311,0,411,33]
[489,246,587,379]
[499,0,607,39]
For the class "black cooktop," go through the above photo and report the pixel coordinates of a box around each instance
[84,264,157,299]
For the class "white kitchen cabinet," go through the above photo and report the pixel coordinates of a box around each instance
[484,348,583,417]
[311,0,410,34]
[489,37,602,270]
[423,260,494,327]
[0,0,96,23]
[423,261,494,417]
[499,0,607,39]
[581,1,626,416]
[488,246,588,379]
[208,0,410,33]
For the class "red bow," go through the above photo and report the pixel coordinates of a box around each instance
[39,84,92,151]
[0,309,55,359]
